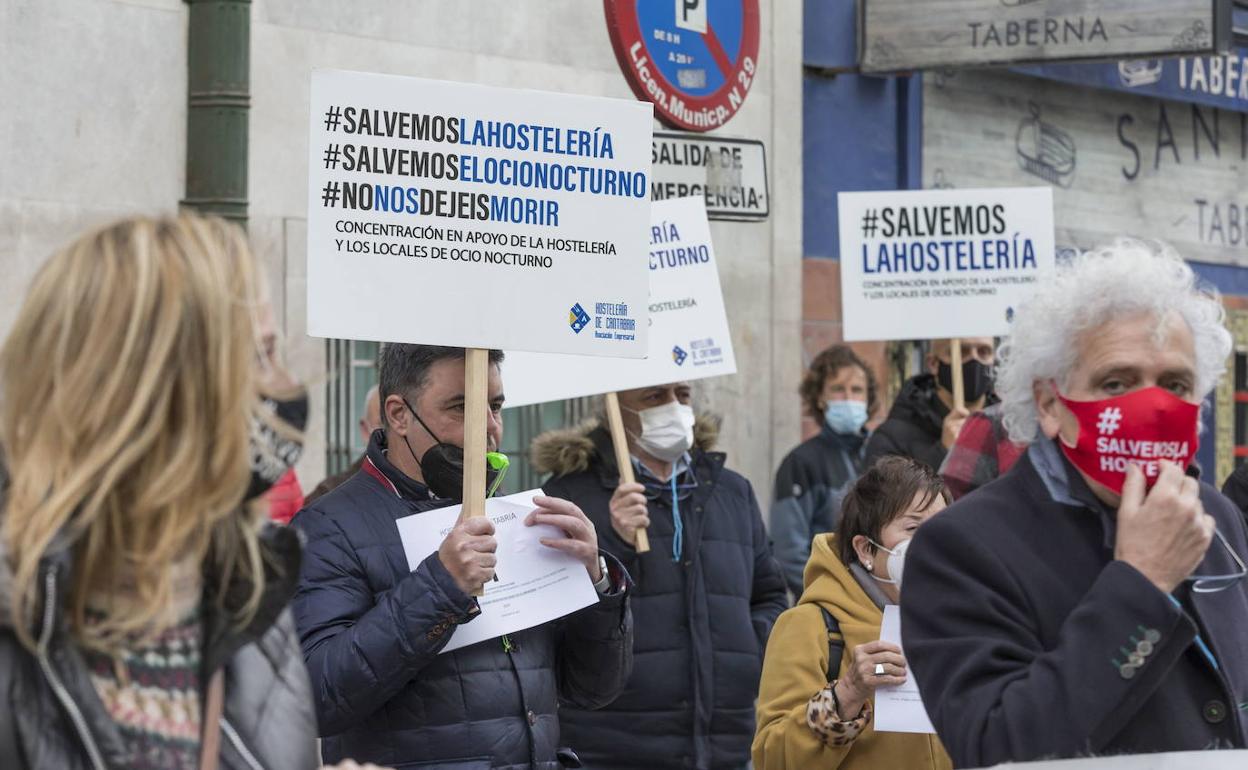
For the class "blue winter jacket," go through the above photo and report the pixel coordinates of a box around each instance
[771,425,866,597]
[533,422,788,770]
[291,431,633,769]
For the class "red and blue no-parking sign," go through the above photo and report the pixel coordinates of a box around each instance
[604,0,760,132]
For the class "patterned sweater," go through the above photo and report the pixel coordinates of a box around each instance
[82,564,203,769]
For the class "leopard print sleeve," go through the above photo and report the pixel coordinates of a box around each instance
[805,681,871,747]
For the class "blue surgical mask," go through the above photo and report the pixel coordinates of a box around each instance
[824,400,868,435]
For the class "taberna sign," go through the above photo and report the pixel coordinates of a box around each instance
[860,0,1232,74]
[1017,49,1248,115]
[604,0,760,132]
[651,132,768,220]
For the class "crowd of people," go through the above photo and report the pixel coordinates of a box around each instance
[0,214,1246,770]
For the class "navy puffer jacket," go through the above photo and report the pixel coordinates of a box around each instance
[533,420,788,770]
[292,431,633,769]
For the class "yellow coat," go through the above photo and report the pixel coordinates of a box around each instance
[752,533,951,770]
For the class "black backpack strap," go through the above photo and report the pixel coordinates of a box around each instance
[819,606,845,683]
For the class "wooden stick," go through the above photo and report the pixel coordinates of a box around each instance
[949,338,965,412]
[462,348,490,596]
[604,392,651,553]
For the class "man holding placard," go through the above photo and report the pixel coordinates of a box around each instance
[863,337,997,471]
[292,344,633,769]
[837,186,1053,474]
[533,382,787,770]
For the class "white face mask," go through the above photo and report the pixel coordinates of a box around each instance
[629,401,696,462]
[865,537,910,587]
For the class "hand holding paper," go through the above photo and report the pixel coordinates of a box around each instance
[875,605,937,734]
[397,491,600,653]
[835,639,908,720]
[525,495,603,582]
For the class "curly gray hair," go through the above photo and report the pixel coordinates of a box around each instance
[997,239,1232,444]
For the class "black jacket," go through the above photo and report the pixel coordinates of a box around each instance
[304,453,363,506]
[533,421,788,770]
[902,439,1248,767]
[1220,463,1248,530]
[863,374,950,471]
[291,430,634,769]
[0,524,319,770]
[771,425,866,597]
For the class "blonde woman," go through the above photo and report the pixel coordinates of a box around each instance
[0,215,319,769]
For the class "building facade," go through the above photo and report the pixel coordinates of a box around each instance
[1,0,804,509]
[802,1,1248,484]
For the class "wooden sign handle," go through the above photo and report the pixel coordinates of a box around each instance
[949,338,965,413]
[462,348,490,596]
[604,392,651,553]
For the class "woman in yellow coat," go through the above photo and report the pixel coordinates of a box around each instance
[753,456,953,770]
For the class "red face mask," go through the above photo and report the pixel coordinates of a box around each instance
[1057,386,1199,494]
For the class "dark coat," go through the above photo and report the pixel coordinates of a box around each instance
[304,453,363,506]
[291,430,633,770]
[0,524,319,770]
[533,421,788,770]
[863,374,950,471]
[902,440,1248,768]
[771,425,866,597]
[1220,463,1248,531]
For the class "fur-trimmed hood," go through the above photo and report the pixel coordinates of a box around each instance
[530,414,720,477]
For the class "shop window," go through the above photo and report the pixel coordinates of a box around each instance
[498,397,597,495]
[325,338,597,494]
[326,339,379,475]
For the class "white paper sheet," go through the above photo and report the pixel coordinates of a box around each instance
[874,605,937,734]
[395,489,600,653]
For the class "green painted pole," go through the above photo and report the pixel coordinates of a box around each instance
[182,0,250,226]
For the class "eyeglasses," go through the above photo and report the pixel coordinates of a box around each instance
[640,471,699,500]
[1187,528,1248,593]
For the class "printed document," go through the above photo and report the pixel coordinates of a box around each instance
[396,489,599,653]
[875,605,937,733]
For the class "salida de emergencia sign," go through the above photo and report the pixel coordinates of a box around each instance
[838,187,1055,342]
[503,196,737,407]
[651,132,768,221]
[306,69,653,357]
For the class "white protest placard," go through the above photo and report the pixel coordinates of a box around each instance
[306,69,653,356]
[501,196,737,407]
[838,187,1055,342]
[875,605,936,734]
[395,489,598,653]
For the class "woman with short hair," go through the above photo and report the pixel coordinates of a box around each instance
[0,215,319,769]
[753,456,952,770]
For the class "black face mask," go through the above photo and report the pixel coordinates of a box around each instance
[400,398,499,502]
[246,390,309,501]
[937,359,993,403]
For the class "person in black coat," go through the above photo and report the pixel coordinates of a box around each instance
[292,345,633,769]
[863,337,996,471]
[902,240,1248,767]
[533,381,788,770]
[1219,463,1248,530]
[772,344,878,597]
